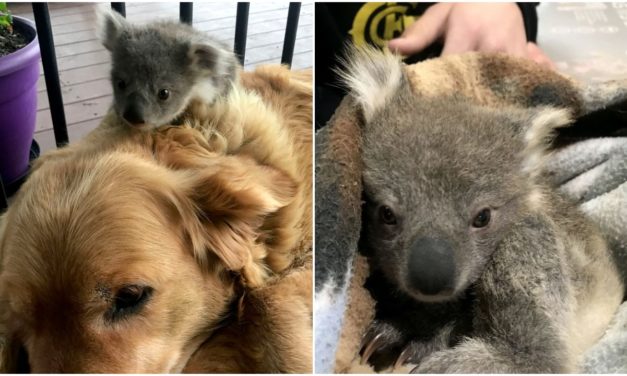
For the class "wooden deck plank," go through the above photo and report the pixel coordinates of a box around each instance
[14,2,310,30]
[36,20,312,92]
[36,27,312,93]
[42,21,312,73]
[34,5,312,76]
[37,33,312,111]
[51,6,313,58]
[37,78,111,111]
[46,10,312,65]
[37,62,110,92]
[34,117,102,152]
[35,94,111,133]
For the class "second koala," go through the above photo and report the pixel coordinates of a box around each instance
[99,9,239,129]
[341,47,624,373]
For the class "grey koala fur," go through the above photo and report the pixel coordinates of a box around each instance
[99,8,239,128]
[341,47,624,372]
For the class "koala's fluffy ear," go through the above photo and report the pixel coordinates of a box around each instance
[97,6,128,51]
[520,107,572,177]
[189,43,238,79]
[336,44,405,122]
[176,156,297,287]
[521,78,627,176]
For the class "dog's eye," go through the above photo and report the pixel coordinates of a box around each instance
[472,208,491,228]
[117,79,126,90]
[379,205,397,225]
[107,285,153,322]
[158,89,170,101]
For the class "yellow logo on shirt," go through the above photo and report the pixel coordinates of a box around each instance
[350,2,419,47]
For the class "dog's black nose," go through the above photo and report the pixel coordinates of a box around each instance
[122,106,145,125]
[407,237,456,296]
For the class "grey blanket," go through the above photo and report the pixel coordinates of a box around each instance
[547,137,627,373]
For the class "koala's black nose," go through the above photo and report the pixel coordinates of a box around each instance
[407,237,456,295]
[122,106,145,125]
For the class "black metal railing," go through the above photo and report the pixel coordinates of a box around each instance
[281,2,301,66]
[0,2,302,212]
[234,2,250,65]
[32,2,68,148]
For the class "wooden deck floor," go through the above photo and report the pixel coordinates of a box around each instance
[10,2,313,153]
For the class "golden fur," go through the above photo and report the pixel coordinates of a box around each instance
[0,65,312,372]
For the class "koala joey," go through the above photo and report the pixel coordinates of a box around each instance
[341,47,624,372]
[99,8,239,129]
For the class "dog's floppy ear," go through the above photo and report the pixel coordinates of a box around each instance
[336,44,404,123]
[178,156,296,287]
[97,5,128,51]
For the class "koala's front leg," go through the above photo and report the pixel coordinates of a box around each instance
[415,216,574,373]
[361,318,463,372]
[412,338,515,373]
[361,269,473,371]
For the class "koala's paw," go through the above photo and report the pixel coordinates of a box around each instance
[360,320,432,372]
[410,340,503,374]
[410,352,453,374]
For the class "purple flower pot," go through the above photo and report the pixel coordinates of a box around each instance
[0,16,40,185]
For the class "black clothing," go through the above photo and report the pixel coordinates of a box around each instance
[315,3,539,129]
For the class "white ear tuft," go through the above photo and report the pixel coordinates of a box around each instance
[522,108,572,176]
[336,45,404,122]
[96,5,128,51]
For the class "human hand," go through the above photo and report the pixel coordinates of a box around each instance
[387,3,554,69]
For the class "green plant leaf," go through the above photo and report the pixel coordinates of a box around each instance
[0,2,12,30]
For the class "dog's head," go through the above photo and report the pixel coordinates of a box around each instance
[0,146,295,372]
[339,46,573,302]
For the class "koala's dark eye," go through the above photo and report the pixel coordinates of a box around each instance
[107,285,153,322]
[472,208,491,228]
[158,89,170,101]
[116,79,126,90]
[379,205,397,225]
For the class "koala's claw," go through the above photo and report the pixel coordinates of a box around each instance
[359,331,385,365]
[394,345,414,370]
[359,320,409,371]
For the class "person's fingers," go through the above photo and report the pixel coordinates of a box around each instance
[440,26,477,56]
[526,42,555,69]
[387,3,451,55]
[439,3,528,57]
[477,36,527,57]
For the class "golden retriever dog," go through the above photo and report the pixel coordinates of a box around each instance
[182,264,313,373]
[0,65,312,373]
